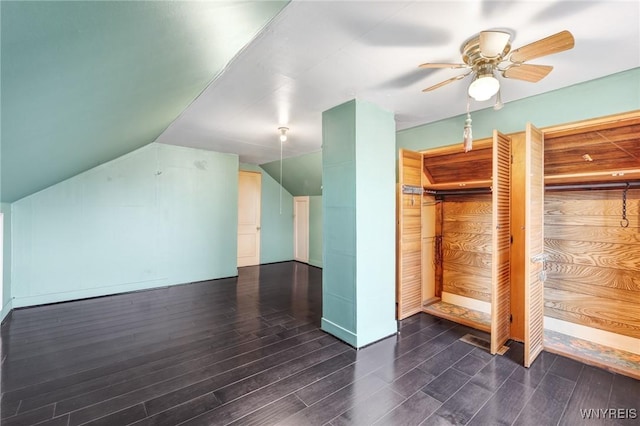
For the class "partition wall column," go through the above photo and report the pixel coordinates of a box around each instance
[321,99,397,348]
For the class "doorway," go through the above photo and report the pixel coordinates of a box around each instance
[293,196,309,263]
[237,171,262,267]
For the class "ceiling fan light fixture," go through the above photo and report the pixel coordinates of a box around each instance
[468,73,500,101]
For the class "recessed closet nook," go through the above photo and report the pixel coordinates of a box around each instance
[396,110,640,379]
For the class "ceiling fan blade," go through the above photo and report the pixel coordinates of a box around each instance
[503,64,553,82]
[422,71,471,92]
[419,62,468,69]
[509,30,575,63]
[479,30,511,58]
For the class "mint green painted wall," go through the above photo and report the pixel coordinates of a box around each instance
[322,100,357,344]
[11,143,238,308]
[354,101,397,346]
[240,163,294,264]
[308,196,323,268]
[397,68,640,152]
[321,99,397,347]
[1,204,12,322]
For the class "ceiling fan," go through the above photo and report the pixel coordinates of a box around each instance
[420,30,575,101]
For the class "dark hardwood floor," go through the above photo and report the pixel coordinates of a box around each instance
[1,262,638,425]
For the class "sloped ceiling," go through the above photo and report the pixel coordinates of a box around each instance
[2,1,639,203]
[0,0,288,202]
[261,151,322,197]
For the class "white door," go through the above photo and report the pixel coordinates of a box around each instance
[294,196,309,263]
[237,171,262,267]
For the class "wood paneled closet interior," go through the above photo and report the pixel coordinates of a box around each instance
[396,110,640,377]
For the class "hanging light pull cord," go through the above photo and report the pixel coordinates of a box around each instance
[279,139,283,215]
[463,97,473,152]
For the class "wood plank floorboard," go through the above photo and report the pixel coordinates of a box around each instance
[1,262,638,425]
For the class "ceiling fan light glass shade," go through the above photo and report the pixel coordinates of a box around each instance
[468,75,500,101]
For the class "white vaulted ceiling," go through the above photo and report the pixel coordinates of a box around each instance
[156,0,640,164]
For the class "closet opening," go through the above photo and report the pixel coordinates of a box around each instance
[397,130,512,355]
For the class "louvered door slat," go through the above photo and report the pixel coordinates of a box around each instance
[491,131,512,354]
[397,149,424,319]
[524,123,545,366]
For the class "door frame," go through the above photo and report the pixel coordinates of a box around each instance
[293,196,309,263]
[237,170,262,267]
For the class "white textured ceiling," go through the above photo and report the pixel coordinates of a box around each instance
[155,0,640,165]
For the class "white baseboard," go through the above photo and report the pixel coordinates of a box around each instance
[442,292,491,314]
[544,316,640,355]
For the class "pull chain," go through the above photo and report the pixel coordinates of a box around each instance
[621,183,629,228]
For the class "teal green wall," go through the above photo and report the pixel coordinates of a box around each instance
[354,100,397,345]
[308,196,323,268]
[322,100,357,344]
[0,112,7,321]
[321,99,397,347]
[10,143,239,308]
[398,68,640,152]
[1,204,12,322]
[240,163,294,264]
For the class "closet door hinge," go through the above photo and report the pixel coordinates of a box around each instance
[509,314,513,323]
[510,235,513,244]
[511,154,514,164]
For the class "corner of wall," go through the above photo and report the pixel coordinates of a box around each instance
[1,299,13,324]
[0,203,12,323]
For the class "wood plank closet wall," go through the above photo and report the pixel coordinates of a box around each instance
[544,189,640,339]
[441,194,493,303]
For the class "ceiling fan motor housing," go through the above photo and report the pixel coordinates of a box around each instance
[462,34,512,67]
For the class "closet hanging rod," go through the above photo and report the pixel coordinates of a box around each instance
[429,187,492,196]
[545,181,640,192]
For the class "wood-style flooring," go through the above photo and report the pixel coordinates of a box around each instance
[1,262,638,425]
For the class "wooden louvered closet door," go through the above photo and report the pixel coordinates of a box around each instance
[491,131,512,354]
[397,149,424,319]
[524,123,545,367]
